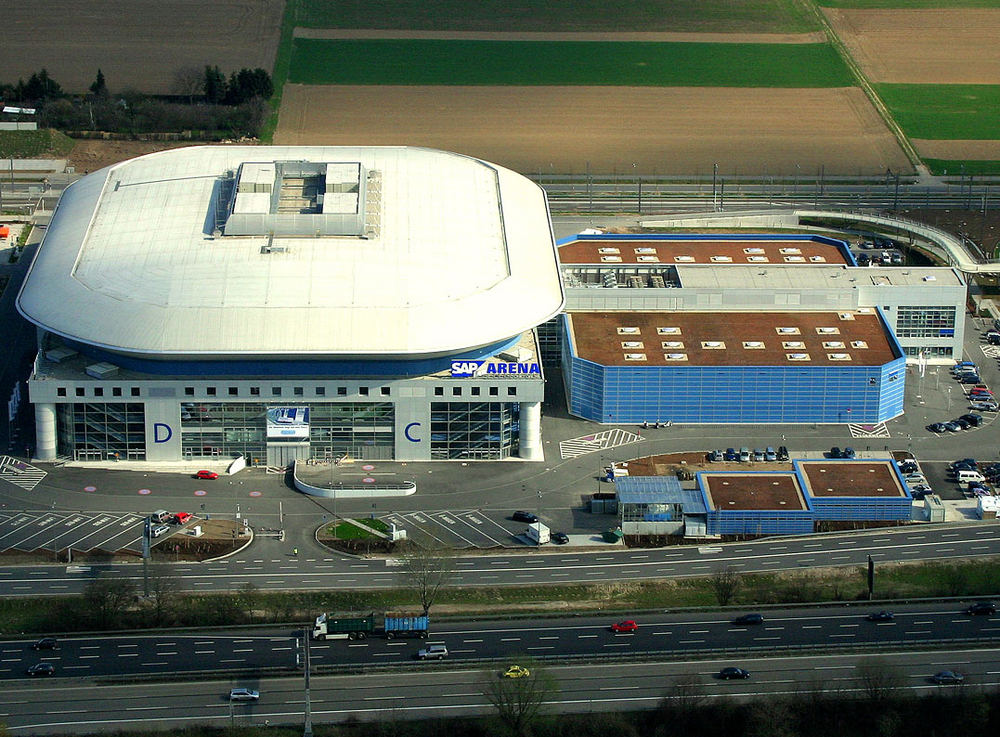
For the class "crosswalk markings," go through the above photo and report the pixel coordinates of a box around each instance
[848,422,890,439]
[981,345,1000,358]
[559,428,642,459]
[0,456,47,491]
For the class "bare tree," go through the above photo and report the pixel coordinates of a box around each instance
[83,574,136,628]
[146,564,180,625]
[233,582,260,623]
[855,657,905,703]
[711,566,742,606]
[172,66,204,104]
[481,661,557,737]
[397,542,456,616]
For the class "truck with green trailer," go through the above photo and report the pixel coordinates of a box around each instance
[311,612,428,640]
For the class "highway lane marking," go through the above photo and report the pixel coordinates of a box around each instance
[125,706,170,711]
[219,658,246,663]
[527,646,555,651]
[814,665,852,669]
[463,639,483,643]
[141,661,169,666]
[538,636,559,640]
[907,631,931,635]
[118,653,139,657]
[603,642,632,647]
[599,685,640,690]
[679,639,705,644]
[829,634,856,638]
[155,651,178,656]
[500,638,521,642]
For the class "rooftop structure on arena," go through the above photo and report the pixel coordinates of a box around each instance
[557,235,853,266]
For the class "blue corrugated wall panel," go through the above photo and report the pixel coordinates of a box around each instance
[811,497,912,521]
[706,510,814,536]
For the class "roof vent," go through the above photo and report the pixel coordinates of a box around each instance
[674,255,695,262]
[784,256,806,262]
[838,312,856,320]
[923,275,937,282]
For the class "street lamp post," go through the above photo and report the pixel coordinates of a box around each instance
[712,162,718,211]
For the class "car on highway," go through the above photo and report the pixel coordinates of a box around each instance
[27,663,55,677]
[718,667,751,680]
[552,532,569,545]
[611,619,639,633]
[416,644,448,660]
[927,422,947,434]
[930,670,964,685]
[229,688,260,701]
[511,510,539,524]
[866,611,894,622]
[195,470,219,480]
[173,512,192,525]
[966,601,997,615]
[503,665,530,679]
[31,637,57,650]
[732,613,764,626]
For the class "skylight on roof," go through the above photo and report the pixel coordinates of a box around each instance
[710,256,733,263]
[816,327,840,334]
[624,353,647,361]
[784,256,806,262]
[637,255,660,262]
[787,353,811,361]
[744,247,765,254]
[828,353,852,361]
[851,341,869,349]
[776,327,800,335]
[809,256,827,262]
[747,256,769,262]
[621,341,644,349]
[743,341,765,349]
[838,312,856,320]
[702,341,726,349]
[822,341,846,349]
[782,341,805,349]
[598,247,620,254]
[779,248,802,255]
[634,247,656,254]
[661,341,684,349]
[674,256,695,262]
[657,327,681,335]
[664,353,688,361]
[601,256,623,262]
[617,327,641,334]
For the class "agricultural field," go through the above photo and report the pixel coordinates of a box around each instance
[0,0,285,95]
[294,0,819,33]
[823,3,1000,173]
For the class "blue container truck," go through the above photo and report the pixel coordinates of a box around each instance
[311,611,428,640]
[384,613,429,639]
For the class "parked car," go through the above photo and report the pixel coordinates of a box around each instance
[828,447,842,459]
[718,667,751,680]
[960,413,984,427]
[867,611,894,622]
[944,421,963,432]
[27,663,55,677]
[31,637,58,650]
[195,470,219,480]
[416,644,449,660]
[503,665,530,679]
[739,447,750,462]
[777,446,790,462]
[152,524,171,538]
[611,620,639,633]
[951,458,978,469]
[765,446,777,462]
[842,447,856,459]
[229,688,260,701]
[966,601,997,615]
[971,400,998,411]
[927,422,948,433]
[904,474,928,484]
[172,512,193,525]
[752,448,765,462]
[552,532,569,545]
[898,461,918,474]
[708,449,724,463]
[724,448,738,462]
[959,374,982,384]
[953,418,971,430]
[512,511,539,524]
[931,670,965,685]
[732,613,764,625]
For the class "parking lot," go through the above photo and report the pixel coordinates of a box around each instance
[382,509,568,549]
[0,510,186,554]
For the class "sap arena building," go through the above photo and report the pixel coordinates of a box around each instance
[17,146,563,465]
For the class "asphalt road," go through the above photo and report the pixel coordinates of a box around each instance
[5,602,999,682]
[4,646,1000,734]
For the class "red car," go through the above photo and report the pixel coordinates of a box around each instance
[611,620,638,633]
[195,470,219,480]
[173,512,193,525]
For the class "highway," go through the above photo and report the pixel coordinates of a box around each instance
[1,523,999,596]
[4,647,1000,734]
[4,603,999,681]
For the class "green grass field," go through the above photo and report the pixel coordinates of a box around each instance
[876,84,1000,140]
[295,0,818,32]
[923,158,1000,176]
[0,129,75,158]
[819,1,1000,7]
[289,39,852,87]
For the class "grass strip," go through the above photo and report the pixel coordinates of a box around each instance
[0,129,76,158]
[259,0,301,142]
[819,1,1000,8]
[289,39,852,87]
[877,84,1000,140]
[923,158,1000,176]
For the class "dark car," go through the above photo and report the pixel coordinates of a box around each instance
[927,423,948,433]
[899,462,919,475]
[866,611,894,622]
[552,532,569,545]
[966,601,996,615]
[777,446,790,462]
[960,413,984,427]
[828,447,842,459]
[31,637,57,651]
[842,447,856,459]
[27,663,55,677]
[724,448,738,462]
[732,613,764,626]
[931,670,965,685]
[959,374,982,384]
[944,421,963,433]
[953,418,971,430]
[512,511,539,524]
[718,667,751,680]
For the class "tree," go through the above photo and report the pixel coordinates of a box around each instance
[172,66,204,104]
[233,582,260,623]
[203,65,226,104]
[397,542,456,616]
[21,69,63,103]
[481,661,557,737]
[83,574,136,628]
[146,564,180,625]
[854,657,905,703]
[89,69,108,99]
[711,566,742,606]
[225,68,274,105]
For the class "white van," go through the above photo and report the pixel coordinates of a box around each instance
[956,470,985,483]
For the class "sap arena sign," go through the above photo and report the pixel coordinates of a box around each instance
[451,360,541,378]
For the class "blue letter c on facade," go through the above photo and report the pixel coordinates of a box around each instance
[153,423,173,443]
[404,422,421,443]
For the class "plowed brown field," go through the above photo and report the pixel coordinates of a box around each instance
[275,84,910,176]
[824,8,1000,84]
[1,1,285,94]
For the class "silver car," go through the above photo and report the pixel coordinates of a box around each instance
[416,644,448,660]
[229,688,260,701]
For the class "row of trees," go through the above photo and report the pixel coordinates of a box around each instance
[0,66,273,138]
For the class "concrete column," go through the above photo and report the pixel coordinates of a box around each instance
[518,401,543,461]
[34,402,57,461]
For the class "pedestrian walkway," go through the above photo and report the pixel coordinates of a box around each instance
[559,428,641,459]
[0,456,47,490]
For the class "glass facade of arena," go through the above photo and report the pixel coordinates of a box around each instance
[429,402,518,460]
[894,306,957,339]
[59,403,147,461]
